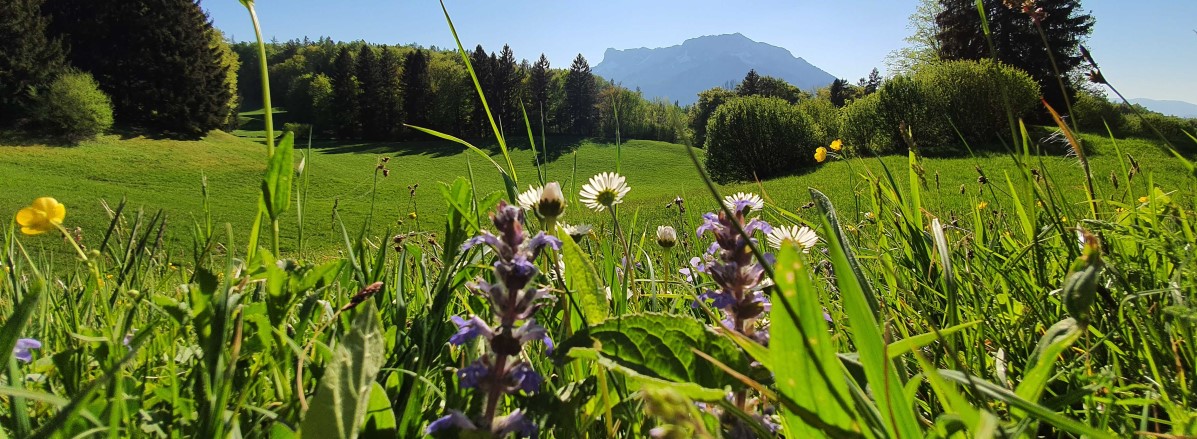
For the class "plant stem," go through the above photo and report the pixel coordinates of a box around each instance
[244,2,274,156]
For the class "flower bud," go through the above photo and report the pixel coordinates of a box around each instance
[656,225,677,249]
[537,182,565,219]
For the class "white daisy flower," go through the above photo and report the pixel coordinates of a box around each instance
[559,223,593,242]
[723,192,764,213]
[517,185,543,211]
[767,225,819,252]
[579,172,630,212]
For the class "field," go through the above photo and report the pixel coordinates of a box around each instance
[2,129,1189,259]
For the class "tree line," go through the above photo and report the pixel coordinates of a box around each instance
[1,0,236,141]
[234,39,689,144]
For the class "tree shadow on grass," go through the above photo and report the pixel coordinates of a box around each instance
[0,130,77,147]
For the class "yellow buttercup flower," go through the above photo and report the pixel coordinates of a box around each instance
[1138,196,1148,203]
[16,197,66,235]
[977,201,988,210]
[829,139,843,152]
[814,147,828,163]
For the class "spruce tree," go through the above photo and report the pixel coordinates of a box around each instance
[356,45,385,140]
[43,0,230,138]
[563,54,595,135]
[330,46,359,139]
[0,0,66,124]
[529,54,551,127]
[376,46,403,139]
[401,49,431,128]
[936,0,1094,117]
[735,70,763,96]
[468,45,493,136]
[493,45,524,133]
[829,78,849,108]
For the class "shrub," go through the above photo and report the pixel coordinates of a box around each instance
[688,87,736,148]
[1125,112,1197,148]
[35,71,113,143]
[1072,90,1128,135]
[840,93,892,154]
[704,96,820,183]
[844,60,1041,155]
[284,122,314,140]
[796,98,841,146]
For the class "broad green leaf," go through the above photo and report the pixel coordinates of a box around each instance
[569,348,726,401]
[1015,318,1082,416]
[559,225,608,326]
[262,132,295,220]
[300,301,385,439]
[770,246,861,438]
[812,188,921,439]
[360,382,397,438]
[578,313,748,390]
[886,320,982,360]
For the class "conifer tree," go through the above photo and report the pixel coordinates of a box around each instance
[493,45,524,133]
[563,53,596,135]
[401,49,431,128]
[43,0,231,138]
[356,45,385,139]
[468,45,493,136]
[0,0,66,124]
[529,54,551,126]
[829,78,849,108]
[330,46,360,139]
[735,69,763,96]
[376,46,403,139]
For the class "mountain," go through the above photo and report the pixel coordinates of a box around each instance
[592,33,836,106]
[1129,98,1197,119]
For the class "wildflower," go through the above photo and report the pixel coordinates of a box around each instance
[559,223,592,242]
[814,147,828,163]
[656,225,678,249]
[766,225,819,252]
[977,201,989,210]
[16,197,66,235]
[516,185,543,212]
[722,192,764,214]
[829,139,843,152]
[1138,196,1148,203]
[537,182,566,220]
[13,338,41,363]
[579,172,630,212]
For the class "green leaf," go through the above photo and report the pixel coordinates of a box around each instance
[262,132,295,220]
[770,246,861,437]
[811,188,921,439]
[575,313,749,390]
[300,300,385,439]
[1015,318,1082,415]
[939,370,1117,439]
[360,382,397,438]
[558,225,608,326]
[886,320,982,360]
[569,348,727,401]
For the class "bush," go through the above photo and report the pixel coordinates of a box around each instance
[840,93,892,154]
[35,71,113,143]
[843,60,1040,155]
[704,96,821,183]
[1125,113,1197,147]
[1072,91,1128,135]
[284,122,314,140]
[796,98,841,146]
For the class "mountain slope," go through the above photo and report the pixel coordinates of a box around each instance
[593,33,836,105]
[1129,98,1197,119]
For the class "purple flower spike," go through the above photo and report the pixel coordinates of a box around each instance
[13,338,41,363]
[458,360,490,389]
[696,213,722,237]
[509,362,543,394]
[460,231,502,252]
[514,319,552,352]
[493,409,538,438]
[449,315,494,346]
[524,232,562,260]
[426,410,476,435]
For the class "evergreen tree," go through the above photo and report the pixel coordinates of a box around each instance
[493,45,524,133]
[43,0,231,138]
[529,54,551,126]
[401,49,431,129]
[829,78,850,108]
[468,45,494,136]
[376,46,403,139]
[0,0,66,124]
[563,54,595,135]
[863,68,882,95]
[330,46,359,138]
[356,45,384,139]
[936,0,1094,116]
[735,69,763,96]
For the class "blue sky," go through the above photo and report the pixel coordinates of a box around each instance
[203,1,1197,103]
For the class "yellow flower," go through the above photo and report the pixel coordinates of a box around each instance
[408,212,417,220]
[814,147,828,163]
[1138,196,1148,203]
[829,139,843,152]
[977,201,988,210]
[16,197,66,235]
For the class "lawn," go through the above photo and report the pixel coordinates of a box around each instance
[1,129,1190,260]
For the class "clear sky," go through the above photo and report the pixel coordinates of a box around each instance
[202,1,1197,103]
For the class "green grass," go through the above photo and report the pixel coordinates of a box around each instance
[1,130,1190,260]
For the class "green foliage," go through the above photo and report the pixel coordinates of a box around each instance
[563,54,597,135]
[33,71,113,143]
[210,30,241,131]
[1072,90,1129,135]
[704,96,821,182]
[687,87,736,148]
[0,0,66,124]
[795,98,841,145]
[845,59,1040,155]
[299,301,386,439]
[839,92,891,154]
